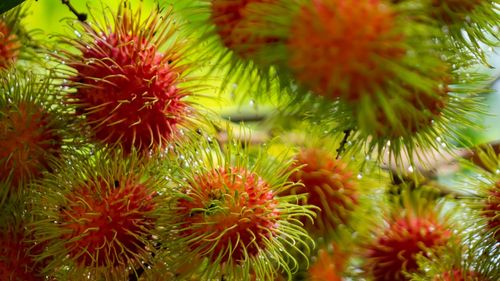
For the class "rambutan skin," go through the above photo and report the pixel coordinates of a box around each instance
[430,0,483,23]
[176,167,280,263]
[483,181,500,241]
[0,226,48,281]
[365,215,451,281]
[0,101,62,187]
[210,0,279,59]
[286,0,404,100]
[433,269,488,281]
[62,4,190,152]
[60,177,157,267]
[0,20,20,69]
[284,148,358,234]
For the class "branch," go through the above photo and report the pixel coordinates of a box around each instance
[61,0,87,22]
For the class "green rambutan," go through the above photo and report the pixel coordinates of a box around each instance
[30,149,168,279]
[164,132,314,280]
[0,73,65,201]
[283,147,359,235]
[56,2,195,153]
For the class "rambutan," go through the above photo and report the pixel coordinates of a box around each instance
[308,243,348,281]
[0,223,47,281]
[31,149,167,279]
[365,213,451,281]
[433,269,487,281]
[0,74,63,195]
[430,0,483,24]
[286,0,404,101]
[167,135,314,280]
[210,0,279,59]
[0,19,20,69]
[177,167,279,263]
[482,180,500,241]
[58,2,193,152]
[283,147,358,235]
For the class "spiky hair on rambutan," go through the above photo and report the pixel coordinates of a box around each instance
[307,241,350,281]
[0,202,50,281]
[221,0,486,167]
[280,146,360,237]
[0,7,24,70]
[29,148,169,280]
[54,1,200,153]
[408,240,498,281]
[459,145,500,242]
[169,0,293,98]
[0,71,69,205]
[362,189,454,281]
[422,0,499,63]
[160,130,315,281]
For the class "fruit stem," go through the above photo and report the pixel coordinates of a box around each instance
[336,129,352,159]
[61,0,87,22]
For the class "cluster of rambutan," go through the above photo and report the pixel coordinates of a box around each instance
[0,0,499,280]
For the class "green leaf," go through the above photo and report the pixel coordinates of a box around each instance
[0,0,24,15]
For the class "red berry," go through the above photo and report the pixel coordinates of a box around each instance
[0,20,20,69]
[287,0,404,101]
[59,177,157,267]
[176,167,280,263]
[211,0,279,59]
[284,148,358,234]
[365,214,451,281]
[63,5,190,152]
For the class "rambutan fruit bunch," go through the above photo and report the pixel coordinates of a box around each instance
[363,190,453,281]
[281,146,360,236]
[227,0,486,166]
[0,72,69,204]
[54,1,200,153]
[0,206,49,281]
[161,131,315,281]
[29,148,169,280]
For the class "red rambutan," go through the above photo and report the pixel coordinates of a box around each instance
[365,213,451,281]
[283,148,358,235]
[31,150,166,279]
[210,0,279,59]
[0,20,20,69]
[430,0,483,24]
[0,223,48,281]
[167,135,314,280]
[433,269,488,281]
[0,75,64,193]
[286,0,404,101]
[176,167,280,263]
[483,180,500,241]
[60,177,157,267]
[59,3,192,152]
[308,243,348,281]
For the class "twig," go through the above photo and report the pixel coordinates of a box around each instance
[336,129,352,159]
[61,0,87,22]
